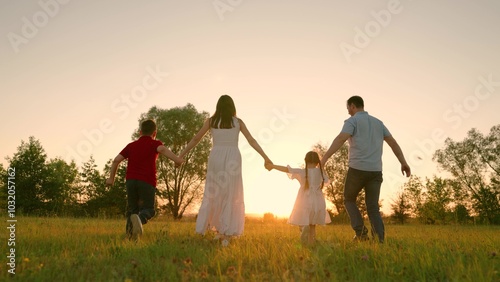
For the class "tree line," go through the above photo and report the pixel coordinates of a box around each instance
[1,104,499,224]
[392,125,500,225]
[319,125,499,225]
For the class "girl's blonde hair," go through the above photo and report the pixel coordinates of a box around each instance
[304,151,325,190]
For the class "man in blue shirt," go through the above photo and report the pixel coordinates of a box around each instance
[321,96,411,243]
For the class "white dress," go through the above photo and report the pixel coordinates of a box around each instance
[196,117,244,236]
[287,166,331,226]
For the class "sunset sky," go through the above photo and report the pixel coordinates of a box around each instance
[1,1,499,216]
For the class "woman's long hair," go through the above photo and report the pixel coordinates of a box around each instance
[210,95,236,129]
[304,151,325,190]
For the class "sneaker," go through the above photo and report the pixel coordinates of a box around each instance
[130,214,143,241]
[353,234,370,241]
[221,238,229,247]
[353,226,369,242]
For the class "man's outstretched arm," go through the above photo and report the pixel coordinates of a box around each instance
[321,132,350,167]
[384,135,411,177]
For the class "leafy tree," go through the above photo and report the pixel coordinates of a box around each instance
[402,175,425,220]
[4,137,82,216]
[477,125,500,181]
[44,158,79,215]
[79,156,106,216]
[80,156,106,202]
[80,156,127,217]
[433,125,500,224]
[135,104,211,219]
[101,158,127,217]
[0,164,7,212]
[421,176,452,224]
[394,176,456,224]
[452,203,471,224]
[6,136,48,214]
[390,189,411,224]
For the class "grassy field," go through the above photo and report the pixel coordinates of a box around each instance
[2,216,499,281]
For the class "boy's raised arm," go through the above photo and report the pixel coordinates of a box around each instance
[157,145,184,166]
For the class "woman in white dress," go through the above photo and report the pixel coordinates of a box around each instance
[180,95,272,245]
[266,151,331,245]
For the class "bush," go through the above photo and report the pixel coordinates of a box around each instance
[262,212,276,223]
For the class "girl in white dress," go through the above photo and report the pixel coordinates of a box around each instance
[180,95,272,246]
[266,151,331,245]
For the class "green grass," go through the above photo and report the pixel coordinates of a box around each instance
[3,216,499,281]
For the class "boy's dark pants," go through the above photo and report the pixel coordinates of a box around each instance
[125,179,156,233]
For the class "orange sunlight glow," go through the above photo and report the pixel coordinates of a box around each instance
[245,172,298,218]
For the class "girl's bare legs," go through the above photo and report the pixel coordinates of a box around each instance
[308,224,316,245]
[300,225,309,244]
[214,232,230,247]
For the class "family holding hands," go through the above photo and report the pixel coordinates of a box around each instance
[106,95,411,245]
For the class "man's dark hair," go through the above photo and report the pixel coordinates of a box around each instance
[347,96,364,108]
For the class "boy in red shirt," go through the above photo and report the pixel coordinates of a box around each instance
[106,119,184,240]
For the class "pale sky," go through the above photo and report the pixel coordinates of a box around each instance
[2,1,499,216]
